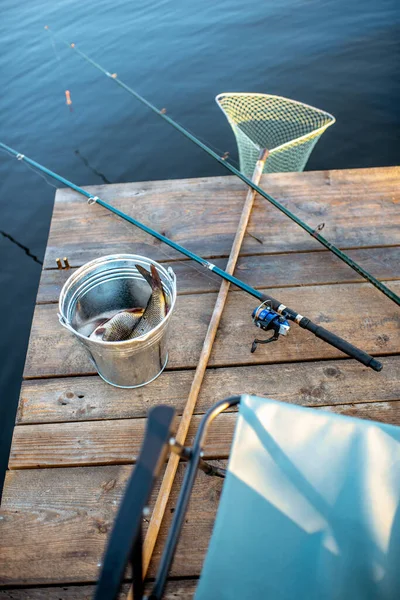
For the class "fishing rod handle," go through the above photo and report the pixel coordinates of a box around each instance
[258,293,382,371]
[299,317,382,372]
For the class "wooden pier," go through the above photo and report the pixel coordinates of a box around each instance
[0,166,399,598]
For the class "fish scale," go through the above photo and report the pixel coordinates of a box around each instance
[129,264,168,338]
[90,308,144,342]
[88,265,167,342]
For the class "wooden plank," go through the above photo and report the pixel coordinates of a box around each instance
[17,355,400,425]
[36,246,400,304]
[0,463,222,585]
[9,401,400,469]
[0,581,196,599]
[2,382,400,587]
[321,401,400,422]
[43,167,400,269]
[23,281,400,378]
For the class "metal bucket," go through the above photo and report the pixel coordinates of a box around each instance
[58,254,177,388]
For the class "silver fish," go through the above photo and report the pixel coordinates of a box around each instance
[129,264,168,338]
[89,307,144,342]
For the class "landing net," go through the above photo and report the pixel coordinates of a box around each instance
[216,93,335,177]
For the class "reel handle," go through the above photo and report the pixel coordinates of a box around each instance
[298,317,382,372]
[257,292,382,372]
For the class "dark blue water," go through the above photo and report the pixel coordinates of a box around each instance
[0,0,399,490]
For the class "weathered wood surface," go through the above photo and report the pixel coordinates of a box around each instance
[1,167,400,596]
[23,281,399,378]
[42,167,400,269]
[139,155,269,589]
[4,402,400,586]
[37,246,400,303]
[9,400,400,470]
[4,365,400,589]
[17,355,400,424]
[0,463,223,585]
[0,581,197,599]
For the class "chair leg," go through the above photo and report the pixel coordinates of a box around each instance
[94,405,175,600]
[131,524,144,599]
[149,396,241,599]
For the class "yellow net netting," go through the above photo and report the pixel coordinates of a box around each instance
[216,93,335,177]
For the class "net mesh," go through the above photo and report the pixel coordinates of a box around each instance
[216,93,335,177]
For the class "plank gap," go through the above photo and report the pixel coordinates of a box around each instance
[22,352,395,382]
[41,242,400,272]
[13,396,400,429]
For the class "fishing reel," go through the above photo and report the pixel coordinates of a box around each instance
[251,301,290,353]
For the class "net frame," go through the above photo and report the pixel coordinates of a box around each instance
[216,93,335,177]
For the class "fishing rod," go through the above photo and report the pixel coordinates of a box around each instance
[0,141,382,372]
[44,26,400,308]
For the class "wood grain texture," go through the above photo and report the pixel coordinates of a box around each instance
[43,167,400,269]
[0,463,223,585]
[0,581,196,599]
[23,281,400,378]
[37,245,400,303]
[16,356,400,425]
[2,167,400,593]
[9,401,400,469]
[3,391,400,585]
[137,151,270,593]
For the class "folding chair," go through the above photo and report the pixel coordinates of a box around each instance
[94,395,400,599]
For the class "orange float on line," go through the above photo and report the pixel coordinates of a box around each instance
[65,90,72,106]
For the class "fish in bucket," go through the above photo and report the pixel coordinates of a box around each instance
[58,254,177,388]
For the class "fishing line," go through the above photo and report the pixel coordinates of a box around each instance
[0,146,60,191]
[47,32,239,170]
[0,147,58,192]
[174,119,241,169]
[2,144,220,286]
[47,31,74,111]
[49,34,62,69]
[23,160,61,191]
[0,140,383,372]
[0,146,220,287]
[44,26,399,308]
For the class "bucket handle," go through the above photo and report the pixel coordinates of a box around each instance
[167,266,176,286]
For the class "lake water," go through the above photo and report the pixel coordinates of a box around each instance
[0,0,399,489]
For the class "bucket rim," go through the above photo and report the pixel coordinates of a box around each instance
[58,253,177,346]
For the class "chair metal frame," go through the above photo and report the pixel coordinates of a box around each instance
[94,395,241,600]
